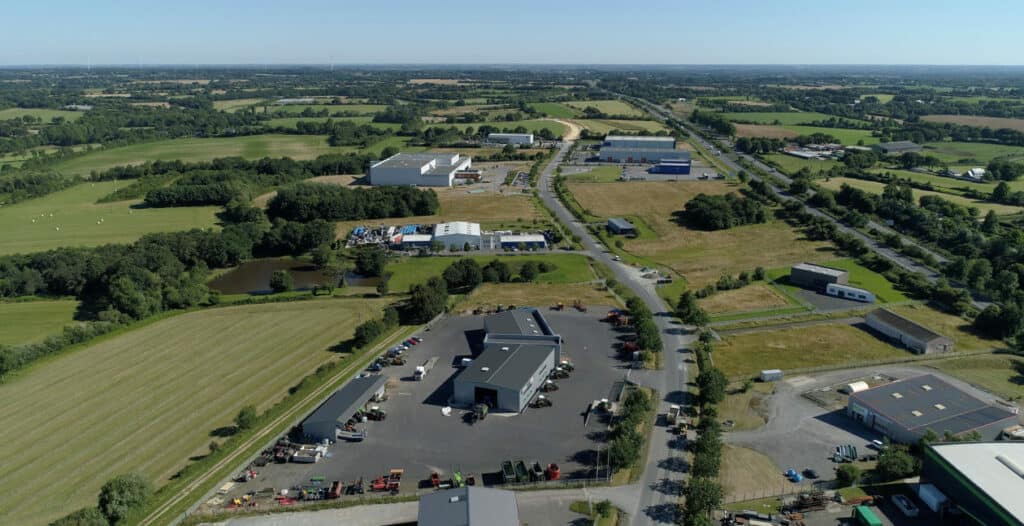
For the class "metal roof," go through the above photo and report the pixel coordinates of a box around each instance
[455,343,555,391]
[607,217,636,230]
[866,308,946,344]
[605,135,676,143]
[484,308,555,337]
[598,146,682,155]
[850,374,1016,435]
[488,133,533,139]
[371,152,465,170]
[500,234,547,243]
[929,442,1024,525]
[302,375,385,429]
[792,262,848,278]
[433,221,481,238]
[418,487,519,526]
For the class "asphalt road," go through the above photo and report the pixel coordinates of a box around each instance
[539,141,692,525]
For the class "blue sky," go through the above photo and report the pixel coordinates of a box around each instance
[2,0,1021,65]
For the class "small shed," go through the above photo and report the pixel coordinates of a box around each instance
[844,381,870,394]
[607,218,637,235]
[760,369,783,382]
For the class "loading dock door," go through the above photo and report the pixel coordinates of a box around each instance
[474,387,498,408]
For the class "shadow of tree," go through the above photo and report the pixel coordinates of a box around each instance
[210,426,238,438]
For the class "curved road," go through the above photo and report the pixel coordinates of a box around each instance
[538,141,691,525]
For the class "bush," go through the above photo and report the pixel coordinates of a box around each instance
[235,405,258,430]
[836,464,860,487]
[680,193,767,231]
[98,473,153,525]
[595,500,612,518]
[269,270,293,293]
[50,507,109,526]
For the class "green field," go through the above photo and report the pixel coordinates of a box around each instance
[0,181,219,255]
[921,141,1024,165]
[0,300,79,346]
[766,258,909,305]
[385,254,595,293]
[52,135,348,176]
[0,298,389,526]
[573,119,668,134]
[212,98,264,111]
[266,104,387,115]
[761,153,840,175]
[0,108,84,122]
[720,111,866,126]
[564,99,645,117]
[930,354,1024,400]
[780,125,880,145]
[817,177,1023,215]
[528,102,579,118]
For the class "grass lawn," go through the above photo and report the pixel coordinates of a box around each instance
[780,125,880,145]
[921,141,1024,165]
[0,300,79,346]
[761,153,840,175]
[720,445,787,503]
[698,284,791,315]
[930,354,1024,400]
[721,111,868,126]
[567,180,834,287]
[528,102,579,119]
[565,166,622,182]
[385,253,595,292]
[887,304,1001,352]
[0,181,219,256]
[53,135,346,176]
[564,99,645,117]
[734,124,799,139]
[0,298,389,526]
[716,323,909,378]
[0,108,83,122]
[718,382,775,432]
[816,177,1023,215]
[571,119,668,134]
[455,282,620,313]
[212,98,264,112]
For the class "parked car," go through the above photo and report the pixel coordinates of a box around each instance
[413,336,423,343]
[803,468,819,479]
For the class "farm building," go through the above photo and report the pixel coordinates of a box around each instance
[825,283,875,303]
[872,141,922,155]
[368,152,473,187]
[607,217,637,236]
[418,487,520,526]
[452,308,562,413]
[500,234,547,250]
[301,374,386,442]
[432,221,482,250]
[865,308,953,354]
[400,234,434,250]
[598,135,679,163]
[921,442,1024,526]
[789,262,849,290]
[487,133,534,146]
[650,153,693,174]
[965,167,987,181]
[847,374,1017,444]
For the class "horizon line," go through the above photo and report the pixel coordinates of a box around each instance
[2,63,1024,68]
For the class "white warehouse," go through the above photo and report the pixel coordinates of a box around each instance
[368,152,472,187]
[433,221,481,249]
[488,133,534,146]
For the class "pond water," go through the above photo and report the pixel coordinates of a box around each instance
[207,259,331,295]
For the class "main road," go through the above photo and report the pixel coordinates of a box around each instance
[538,141,691,524]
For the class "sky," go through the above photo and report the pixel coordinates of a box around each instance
[2,0,1022,66]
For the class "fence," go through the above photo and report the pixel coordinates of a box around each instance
[723,479,834,506]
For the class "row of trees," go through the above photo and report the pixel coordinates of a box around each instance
[689,109,736,136]
[606,387,652,472]
[266,183,440,222]
[682,336,726,526]
[626,296,662,353]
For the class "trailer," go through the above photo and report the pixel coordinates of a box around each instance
[530,461,545,481]
[514,460,529,483]
[852,505,883,526]
[414,357,439,380]
[501,461,516,483]
[666,404,680,424]
[337,429,366,442]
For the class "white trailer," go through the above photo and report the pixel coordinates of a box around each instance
[415,357,439,380]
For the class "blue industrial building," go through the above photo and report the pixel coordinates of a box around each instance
[650,154,692,174]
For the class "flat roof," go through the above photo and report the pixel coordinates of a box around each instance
[866,308,946,343]
[850,374,1016,435]
[401,234,433,243]
[792,262,848,278]
[484,308,555,337]
[418,487,519,526]
[434,221,481,237]
[500,234,546,243]
[456,343,555,391]
[488,132,533,138]
[303,374,386,428]
[929,442,1024,525]
[605,135,675,142]
[607,217,636,229]
[598,146,681,155]
[371,152,465,170]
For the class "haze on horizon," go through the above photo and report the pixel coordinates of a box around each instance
[2,0,1022,66]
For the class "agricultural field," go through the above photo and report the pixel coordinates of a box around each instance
[528,102,579,118]
[566,180,834,287]
[780,125,879,145]
[212,98,264,111]
[863,93,895,103]
[921,141,1024,165]
[816,177,1023,215]
[0,298,390,525]
[886,303,1000,353]
[920,115,1024,132]
[715,323,909,378]
[0,300,79,346]
[454,282,621,314]
[697,284,790,315]
[564,99,645,117]
[733,124,799,139]
[0,181,220,256]
[266,104,387,115]
[930,354,1024,400]
[761,153,840,175]
[385,253,595,293]
[572,119,668,134]
[0,107,84,122]
[719,111,860,126]
[52,135,349,176]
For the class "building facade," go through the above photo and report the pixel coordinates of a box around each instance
[598,135,679,163]
[487,133,534,145]
[825,283,875,303]
[302,375,386,442]
[368,152,472,187]
[499,234,547,250]
[789,262,850,290]
[432,221,482,250]
[920,443,1024,526]
[865,308,953,354]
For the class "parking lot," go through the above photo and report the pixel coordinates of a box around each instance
[220,308,629,504]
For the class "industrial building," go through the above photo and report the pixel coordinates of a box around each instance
[452,308,561,412]
[368,152,473,187]
[400,234,433,250]
[650,154,692,174]
[301,374,386,442]
[607,217,637,236]
[418,487,520,526]
[499,234,547,250]
[487,133,534,146]
[872,140,922,155]
[865,308,953,354]
[847,374,1017,443]
[598,135,680,163]
[789,262,849,290]
[432,221,482,250]
[921,442,1024,526]
[825,283,875,303]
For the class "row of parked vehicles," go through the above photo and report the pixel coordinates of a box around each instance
[500,459,560,484]
[368,336,423,372]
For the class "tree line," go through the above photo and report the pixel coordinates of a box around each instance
[679,193,768,231]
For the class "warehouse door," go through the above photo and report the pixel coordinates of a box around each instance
[474,387,498,408]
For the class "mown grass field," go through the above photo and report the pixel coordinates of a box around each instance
[866,167,1000,194]
[528,102,579,118]
[716,323,909,378]
[564,99,645,117]
[698,284,790,315]
[761,153,840,175]
[385,253,595,293]
[864,93,895,103]
[0,300,79,346]
[572,119,668,134]
[720,445,787,502]
[0,298,389,526]
[0,181,219,256]
[734,124,799,139]
[930,354,1024,400]
[567,180,834,287]
[212,98,264,112]
[720,111,865,126]
[0,107,83,122]
[816,177,1023,215]
[53,135,346,176]
[780,125,879,145]
[921,114,1024,133]
[921,141,1024,165]
[454,282,620,313]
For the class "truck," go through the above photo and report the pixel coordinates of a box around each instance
[414,357,438,380]
[666,405,680,425]
[852,505,883,526]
